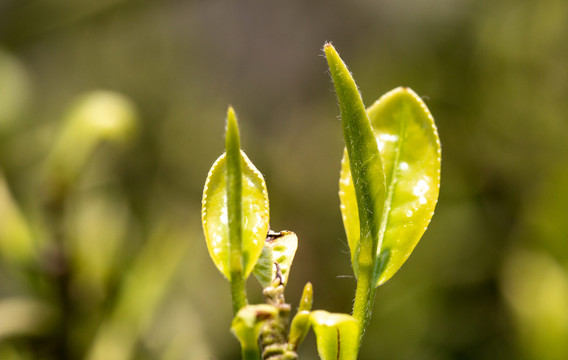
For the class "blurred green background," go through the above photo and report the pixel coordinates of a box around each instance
[1,0,568,359]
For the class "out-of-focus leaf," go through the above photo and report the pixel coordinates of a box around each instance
[253,230,298,288]
[68,190,130,296]
[0,50,30,131]
[0,173,36,265]
[231,304,279,360]
[325,42,386,276]
[45,91,138,191]
[149,299,211,360]
[310,310,359,360]
[502,250,568,360]
[0,298,55,339]
[85,224,189,360]
[202,151,269,279]
[340,87,441,286]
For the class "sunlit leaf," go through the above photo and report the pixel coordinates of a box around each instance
[340,87,441,286]
[202,151,269,279]
[253,230,298,288]
[310,310,359,360]
[325,42,386,277]
[231,304,279,360]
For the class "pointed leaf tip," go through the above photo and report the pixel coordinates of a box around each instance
[326,43,386,275]
[299,282,313,312]
[202,108,269,281]
[225,106,241,161]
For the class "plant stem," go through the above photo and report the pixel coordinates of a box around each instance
[352,262,376,347]
[242,347,261,360]
[231,271,248,315]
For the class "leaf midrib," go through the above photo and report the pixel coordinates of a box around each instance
[374,100,408,281]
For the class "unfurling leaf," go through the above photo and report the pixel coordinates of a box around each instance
[310,310,359,360]
[253,230,298,288]
[340,87,441,286]
[201,111,269,280]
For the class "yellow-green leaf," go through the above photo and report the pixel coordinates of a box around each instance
[231,304,279,360]
[253,230,298,288]
[340,87,441,286]
[202,151,269,279]
[310,310,359,360]
[325,42,386,276]
[288,282,313,351]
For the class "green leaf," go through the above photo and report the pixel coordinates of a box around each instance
[288,282,313,351]
[324,42,386,275]
[201,125,269,280]
[253,231,298,288]
[310,310,359,360]
[231,304,279,360]
[340,87,441,286]
[45,91,138,188]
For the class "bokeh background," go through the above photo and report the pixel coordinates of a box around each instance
[1,0,568,359]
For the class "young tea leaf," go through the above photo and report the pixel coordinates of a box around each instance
[325,42,386,275]
[202,151,269,280]
[253,230,298,288]
[340,87,441,286]
[310,310,359,360]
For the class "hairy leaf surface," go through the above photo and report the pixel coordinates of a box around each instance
[325,42,386,276]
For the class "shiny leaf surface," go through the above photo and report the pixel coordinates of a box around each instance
[340,87,441,286]
[310,310,359,360]
[202,151,269,279]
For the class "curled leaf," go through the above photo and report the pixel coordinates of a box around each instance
[253,230,298,288]
[340,87,441,286]
[202,150,269,279]
[310,310,359,360]
[231,304,279,360]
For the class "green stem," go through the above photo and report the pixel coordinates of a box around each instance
[352,263,376,347]
[231,271,248,315]
[242,347,261,360]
